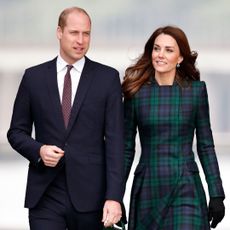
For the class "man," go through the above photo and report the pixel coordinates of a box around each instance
[7,7,124,230]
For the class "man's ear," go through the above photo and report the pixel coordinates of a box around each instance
[56,26,63,40]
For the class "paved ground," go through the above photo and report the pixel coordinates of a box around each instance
[0,145,229,229]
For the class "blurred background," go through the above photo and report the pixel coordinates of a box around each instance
[0,0,229,229]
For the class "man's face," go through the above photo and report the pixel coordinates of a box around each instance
[57,11,91,64]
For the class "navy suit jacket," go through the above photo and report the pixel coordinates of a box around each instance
[7,57,124,212]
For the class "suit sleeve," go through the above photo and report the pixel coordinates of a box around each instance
[124,96,137,182]
[195,81,225,198]
[104,71,125,202]
[7,70,43,165]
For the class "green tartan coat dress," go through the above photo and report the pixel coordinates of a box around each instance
[124,80,225,230]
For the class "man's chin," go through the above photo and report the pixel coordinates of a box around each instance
[73,53,85,60]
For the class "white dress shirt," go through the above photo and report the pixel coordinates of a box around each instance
[56,55,85,105]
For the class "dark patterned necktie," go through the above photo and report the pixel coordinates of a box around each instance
[62,65,73,128]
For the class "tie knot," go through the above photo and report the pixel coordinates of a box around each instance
[66,65,73,73]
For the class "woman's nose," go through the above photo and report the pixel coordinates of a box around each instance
[158,49,164,57]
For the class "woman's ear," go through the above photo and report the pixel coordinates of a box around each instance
[178,56,184,64]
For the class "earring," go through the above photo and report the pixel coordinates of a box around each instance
[176,63,180,68]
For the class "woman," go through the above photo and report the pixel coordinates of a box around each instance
[122,26,225,229]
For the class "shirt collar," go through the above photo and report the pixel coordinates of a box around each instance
[56,55,85,73]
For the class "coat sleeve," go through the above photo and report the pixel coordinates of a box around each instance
[7,70,43,165]
[195,81,225,198]
[124,96,137,182]
[104,71,125,202]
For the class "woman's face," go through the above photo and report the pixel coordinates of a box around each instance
[152,33,183,77]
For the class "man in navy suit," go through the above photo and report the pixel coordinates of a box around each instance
[7,6,124,230]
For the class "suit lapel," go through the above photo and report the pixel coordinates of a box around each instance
[45,58,66,130]
[66,57,94,134]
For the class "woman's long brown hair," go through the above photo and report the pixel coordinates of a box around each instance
[122,26,200,98]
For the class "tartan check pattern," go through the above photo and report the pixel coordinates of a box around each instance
[124,80,225,230]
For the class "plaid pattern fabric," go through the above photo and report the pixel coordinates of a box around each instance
[124,80,225,230]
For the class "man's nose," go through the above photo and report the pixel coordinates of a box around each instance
[77,34,83,43]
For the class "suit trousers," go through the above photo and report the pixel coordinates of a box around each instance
[29,166,104,230]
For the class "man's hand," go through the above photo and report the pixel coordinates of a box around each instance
[102,200,122,228]
[40,145,64,167]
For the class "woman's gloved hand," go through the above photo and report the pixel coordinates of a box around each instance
[208,197,225,228]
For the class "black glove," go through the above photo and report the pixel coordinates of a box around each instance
[208,197,225,228]
[120,202,127,224]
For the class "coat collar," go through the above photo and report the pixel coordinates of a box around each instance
[45,57,65,131]
[66,57,94,134]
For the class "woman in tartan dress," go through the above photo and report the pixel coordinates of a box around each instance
[122,26,225,230]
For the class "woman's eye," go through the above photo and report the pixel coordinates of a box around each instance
[153,46,160,51]
[166,49,173,53]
